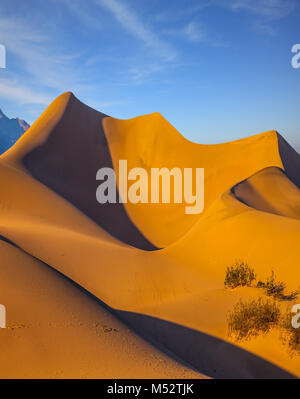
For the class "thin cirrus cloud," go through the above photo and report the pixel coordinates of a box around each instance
[0,12,95,104]
[57,0,179,84]
[164,21,206,43]
[0,14,74,85]
[252,20,277,36]
[95,0,177,62]
[0,16,55,104]
[216,0,298,37]
[59,0,103,31]
[229,0,297,18]
[164,21,226,48]
[0,0,179,106]
[0,0,295,110]
[183,22,206,43]
[0,78,50,105]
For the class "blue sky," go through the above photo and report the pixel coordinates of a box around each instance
[0,0,299,149]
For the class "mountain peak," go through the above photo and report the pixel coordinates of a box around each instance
[16,118,30,131]
[0,107,30,155]
[0,108,6,118]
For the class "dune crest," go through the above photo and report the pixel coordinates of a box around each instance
[104,111,300,246]
[2,92,156,250]
[3,92,300,249]
[0,92,300,378]
[233,167,300,219]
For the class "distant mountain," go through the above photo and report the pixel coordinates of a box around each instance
[0,108,30,154]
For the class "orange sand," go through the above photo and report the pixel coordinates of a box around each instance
[0,92,299,378]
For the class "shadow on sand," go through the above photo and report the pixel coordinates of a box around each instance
[115,309,296,379]
[23,94,156,251]
[0,235,296,379]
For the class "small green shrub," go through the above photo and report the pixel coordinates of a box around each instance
[227,297,281,341]
[224,261,256,289]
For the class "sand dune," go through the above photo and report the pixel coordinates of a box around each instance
[2,93,154,250]
[0,92,299,378]
[0,239,201,379]
[233,167,300,219]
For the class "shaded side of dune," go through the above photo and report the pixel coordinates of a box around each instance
[22,93,156,251]
[232,167,300,219]
[0,234,17,247]
[278,133,300,188]
[1,232,293,379]
[115,310,295,379]
[0,237,203,378]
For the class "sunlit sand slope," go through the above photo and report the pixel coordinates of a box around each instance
[0,240,203,379]
[104,112,300,247]
[3,92,300,248]
[1,92,154,250]
[0,92,299,378]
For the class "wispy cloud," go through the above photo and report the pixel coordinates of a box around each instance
[0,78,50,105]
[218,0,298,37]
[59,0,103,30]
[183,21,207,43]
[229,0,297,18]
[95,0,177,62]
[187,1,214,15]
[155,1,212,23]
[166,21,207,44]
[0,7,116,114]
[252,19,277,36]
[0,14,84,90]
[127,63,165,84]
[164,21,226,48]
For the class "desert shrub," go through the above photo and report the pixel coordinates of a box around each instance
[224,261,256,289]
[257,270,285,298]
[257,271,298,301]
[279,307,300,356]
[227,297,281,341]
[282,292,299,301]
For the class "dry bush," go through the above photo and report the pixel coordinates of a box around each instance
[279,307,300,356]
[257,271,298,301]
[227,297,280,341]
[224,261,256,289]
